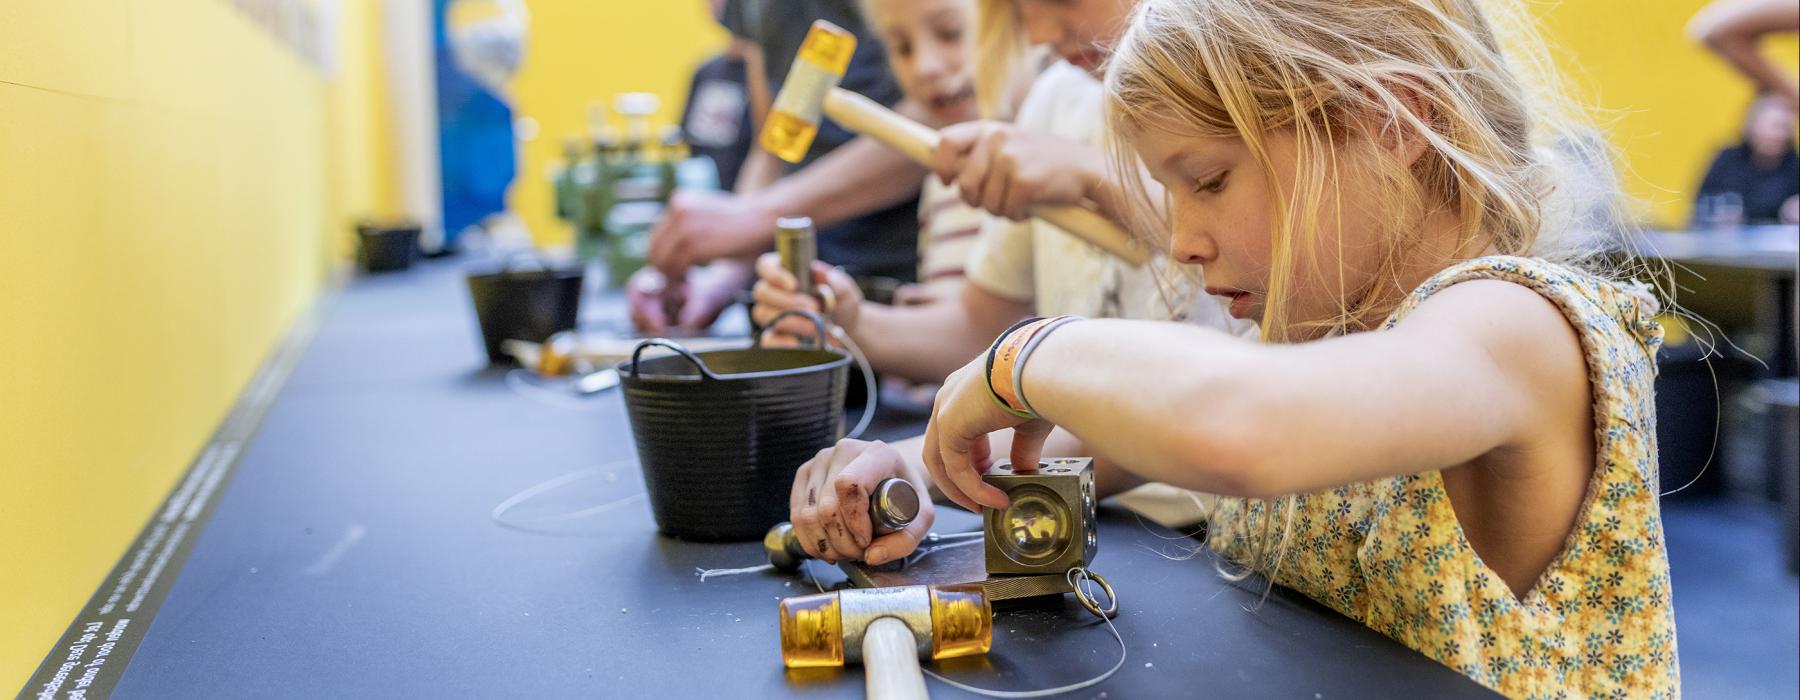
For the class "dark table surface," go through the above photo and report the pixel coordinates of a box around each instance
[47,260,1495,698]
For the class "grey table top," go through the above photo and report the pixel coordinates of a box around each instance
[1624,226,1798,274]
[47,260,1495,698]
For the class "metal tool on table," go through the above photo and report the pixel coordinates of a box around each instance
[765,477,919,572]
[509,331,751,395]
[776,216,818,299]
[760,20,1148,267]
[771,215,839,333]
[778,583,992,700]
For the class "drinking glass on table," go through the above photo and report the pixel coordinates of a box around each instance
[1696,192,1746,230]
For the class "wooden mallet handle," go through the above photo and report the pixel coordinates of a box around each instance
[823,88,1150,267]
[861,617,929,700]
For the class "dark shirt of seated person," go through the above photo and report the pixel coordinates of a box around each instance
[1693,94,1800,226]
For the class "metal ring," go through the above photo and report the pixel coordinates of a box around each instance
[1067,567,1118,619]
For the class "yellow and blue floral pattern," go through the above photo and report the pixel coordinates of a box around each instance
[1208,256,1679,699]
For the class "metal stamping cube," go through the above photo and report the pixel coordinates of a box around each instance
[982,458,1098,576]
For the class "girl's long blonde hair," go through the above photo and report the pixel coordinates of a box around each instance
[974,0,1055,119]
[1101,0,1662,582]
[974,0,1026,119]
[1104,0,1645,342]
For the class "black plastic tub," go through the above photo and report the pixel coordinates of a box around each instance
[356,222,421,273]
[465,263,584,365]
[619,316,848,541]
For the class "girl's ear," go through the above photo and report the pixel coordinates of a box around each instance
[1365,80,1436,167]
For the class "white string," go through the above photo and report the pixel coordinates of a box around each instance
[696,564,775,581]
[897,537,982,567]
[831,327,878,440]
[490,462,644,533]
[922,587,1129,698]
[504,369,607,412]
[1659,353,1721,497]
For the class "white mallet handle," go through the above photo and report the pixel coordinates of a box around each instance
[861,617,929,700]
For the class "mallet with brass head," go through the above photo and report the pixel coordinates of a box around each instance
[778,583,992,700]
[761,20,1148,267]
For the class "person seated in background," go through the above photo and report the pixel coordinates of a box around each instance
[629,0,927,335]
[677,0,755,194]
[1692,94,1800,227]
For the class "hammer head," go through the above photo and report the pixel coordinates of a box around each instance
[777,584,991,667]
[760,20,857,163]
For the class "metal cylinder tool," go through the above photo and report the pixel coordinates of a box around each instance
[765,477,919,571]
[775,216,817,299]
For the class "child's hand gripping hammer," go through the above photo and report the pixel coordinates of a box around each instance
[761,20,1149,267]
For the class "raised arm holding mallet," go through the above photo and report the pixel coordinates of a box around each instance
[761,20,1148,267]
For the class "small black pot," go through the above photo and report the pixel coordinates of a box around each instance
[356,222,421,273]
[619,312,849,541]
[465,262,585,365]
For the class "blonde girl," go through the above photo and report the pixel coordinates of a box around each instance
[908,0,1680,697]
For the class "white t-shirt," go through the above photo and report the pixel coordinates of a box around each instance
[916,178,986,293]
[964,61,1251,335]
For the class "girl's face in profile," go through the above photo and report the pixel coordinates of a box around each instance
[1129,123,1394,334]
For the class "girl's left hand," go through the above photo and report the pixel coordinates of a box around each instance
[922,355,1057,512]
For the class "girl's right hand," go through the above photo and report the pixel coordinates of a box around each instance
[931,121,1106,222]
[789,439,935,567]
[751,253,864,340]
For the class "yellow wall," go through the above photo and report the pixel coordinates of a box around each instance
[508,1,730,247]
[0,0,392,689]
[327,0,403,262]
[1535,0,1796,227]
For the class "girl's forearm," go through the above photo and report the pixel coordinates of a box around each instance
[1017,320,1267,495]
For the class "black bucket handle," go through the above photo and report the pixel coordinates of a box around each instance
[629,338,719,380]
[756,309,830,349]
